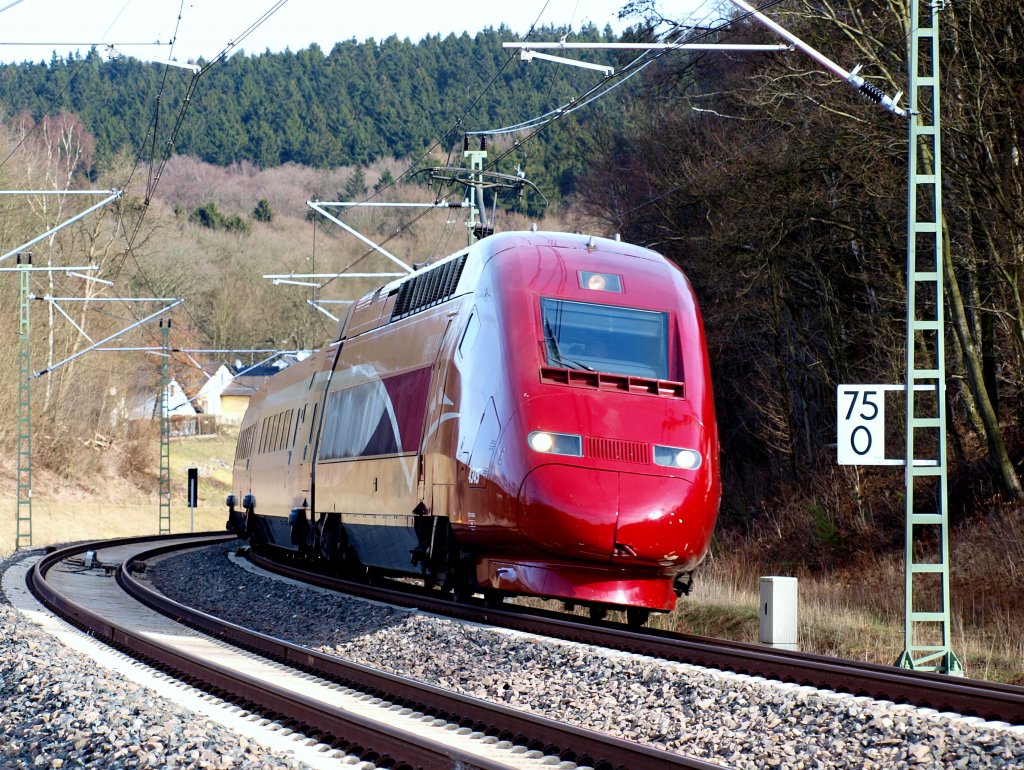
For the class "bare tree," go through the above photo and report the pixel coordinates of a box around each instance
[583,0,1024,530]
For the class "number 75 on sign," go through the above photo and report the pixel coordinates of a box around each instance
[836,384,932,466]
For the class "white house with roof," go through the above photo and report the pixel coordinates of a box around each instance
[191,354,306,424]
[163,379,198,417]
[194,363,235,418]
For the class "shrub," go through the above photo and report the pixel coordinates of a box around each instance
[252,198,274,223]
[189,201,250,234]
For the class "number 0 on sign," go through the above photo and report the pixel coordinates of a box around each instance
[837,385,886,465]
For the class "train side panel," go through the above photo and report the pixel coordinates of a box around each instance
[313,301,458,570]
[230,346,335,541]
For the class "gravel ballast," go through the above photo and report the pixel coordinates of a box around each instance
[148,543,1024,770]
[0,549,337,770]
[4,541,1023,769]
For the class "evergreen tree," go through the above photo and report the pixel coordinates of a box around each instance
[0,24,620,206]
[373,169,395,193]
[252,198,274,222]
[190,201,251,234]
[343,166,367,199]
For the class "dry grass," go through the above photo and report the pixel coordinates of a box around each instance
[0,500,228,559]
[0,433,236,558]
[651,521,1024,685]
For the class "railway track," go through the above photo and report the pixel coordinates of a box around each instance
[247,547,1024,726]
[23,534,723,770]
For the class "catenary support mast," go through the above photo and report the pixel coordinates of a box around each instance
[158,318,172,535]
[897,0,960,674]
[16,254,33,550]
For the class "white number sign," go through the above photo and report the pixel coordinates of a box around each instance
[837,385,886,465]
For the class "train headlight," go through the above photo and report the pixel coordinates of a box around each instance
[654,445,702,470]
[527,431,582,457]
[579,270,623,293]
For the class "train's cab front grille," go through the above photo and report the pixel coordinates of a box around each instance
[540,366,685,398]
[584,437,651,464]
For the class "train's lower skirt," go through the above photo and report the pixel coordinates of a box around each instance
[250,512,422,573]
[476,556,678,611]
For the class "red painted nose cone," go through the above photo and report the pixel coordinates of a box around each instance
[518,465,617,561]
[616,472,698,565]
[518,466,706,568]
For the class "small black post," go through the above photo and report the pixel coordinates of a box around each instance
[187,467,198,532]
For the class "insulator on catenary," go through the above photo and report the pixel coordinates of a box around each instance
[480,136,487,151]
[463,135,470,151]
[848,72,907,118]
[858,81,886,105]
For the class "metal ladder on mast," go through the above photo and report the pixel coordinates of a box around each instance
[16,254,33,550]
[158,318,172,535]
[897,0,961,675]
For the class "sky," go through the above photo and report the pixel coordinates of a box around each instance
[0,0,716,66]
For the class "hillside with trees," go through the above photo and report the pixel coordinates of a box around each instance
[0,24,617,206]
[0,117,559,491]
[0,3,1022,676]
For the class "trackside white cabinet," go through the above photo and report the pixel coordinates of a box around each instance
[759,576,798,650]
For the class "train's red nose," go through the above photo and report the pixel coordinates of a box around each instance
[518,465,618,560]
[518,464,698,565]
[615,471,703,565]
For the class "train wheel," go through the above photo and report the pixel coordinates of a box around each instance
[483,590,504,609]
[626,607,651,628]
[589,606,607,622]
[448,556,477,603]
[318,515,344,562]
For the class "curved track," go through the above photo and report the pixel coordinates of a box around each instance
[248,548,1024,726]
[25,534,722,770]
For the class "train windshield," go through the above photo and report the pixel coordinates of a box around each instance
[540,298,671,380]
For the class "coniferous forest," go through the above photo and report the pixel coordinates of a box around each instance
[0,24,617,203]
[1,3,1023,664]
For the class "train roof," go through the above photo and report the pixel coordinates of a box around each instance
[338,231,668,340]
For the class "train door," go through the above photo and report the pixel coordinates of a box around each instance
[294,349,335,512]
[284,402,309,510]
[412,313,460,579]
[292,401,315,506]
[421,315,460,504]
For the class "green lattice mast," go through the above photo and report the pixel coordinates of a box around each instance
[16,253,33,550]
[896,0,961,675]
[158,318,172,534]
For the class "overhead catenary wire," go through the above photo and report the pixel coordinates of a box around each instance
[473,0,914,251]
[0,0,163,173]
[472,0,792,182]
[270,1,578,319]
[483,0,910,230]
[105,0,295,349]
[0,56,94,173]
[1,1,299,385]
[0,0,198,332]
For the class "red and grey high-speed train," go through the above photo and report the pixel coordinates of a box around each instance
[227,230,720,623]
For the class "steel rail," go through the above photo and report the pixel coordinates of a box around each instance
[26,535,510,770]
[25,535,720,770]
[121,540,721,769]
[248,550,1024,725]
